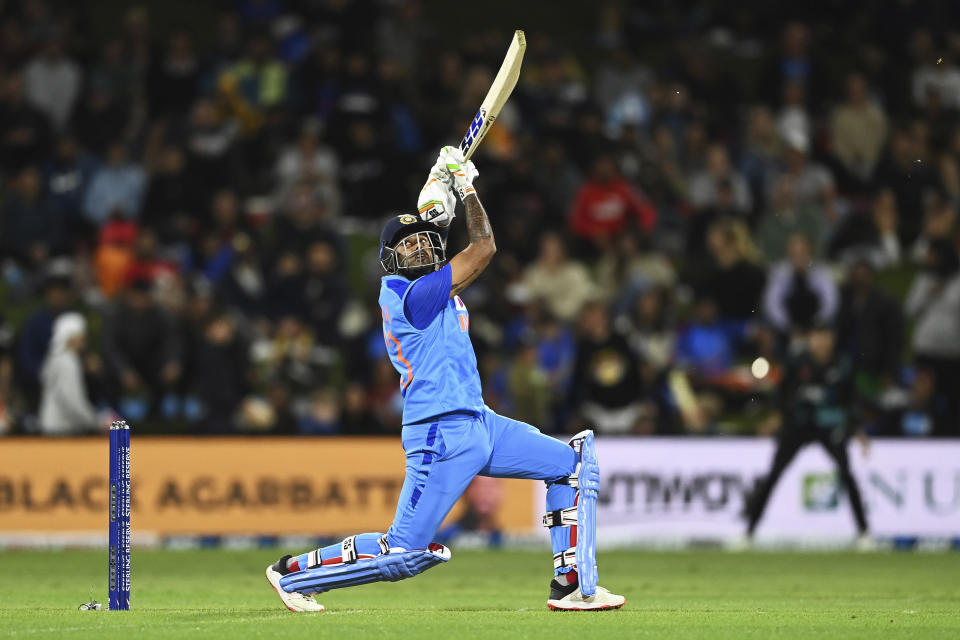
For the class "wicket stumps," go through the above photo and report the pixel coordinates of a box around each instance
[109,420,131,610]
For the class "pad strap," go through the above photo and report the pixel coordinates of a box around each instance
[547,461,581,489]
[377,534,390,555]
[552,548,577,570]
[341,535,358,564]
[542,507,578,529]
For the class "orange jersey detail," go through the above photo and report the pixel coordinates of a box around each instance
[385,330,414,389]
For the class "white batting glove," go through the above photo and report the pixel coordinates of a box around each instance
[438,146,478,200]
[417,167,457,227]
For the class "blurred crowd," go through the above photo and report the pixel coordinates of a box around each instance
[1,0,958,437]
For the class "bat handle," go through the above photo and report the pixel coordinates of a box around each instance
[459,137,476,162]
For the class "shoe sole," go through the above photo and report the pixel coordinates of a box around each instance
[265,567,325,613]
[547,597,626,611]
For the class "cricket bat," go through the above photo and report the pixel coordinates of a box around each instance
[459,29,526,161]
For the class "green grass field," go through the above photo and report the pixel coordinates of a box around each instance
[1,549,958,639]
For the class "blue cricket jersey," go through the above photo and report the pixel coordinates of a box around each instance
[378,263,484,424]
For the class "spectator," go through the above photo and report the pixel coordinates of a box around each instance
[761,22,825,107]
[756,176,824,262]
[270,180,340,260]
[569,154,656,247]
[82,142,147,225]
[217,233,267,317]
[912,51,960,111]
[687,143,752,216]
[764,233,839,335]
[70,76,130,157]
[23,38,82,132]
[0,73,51,173]
[776,130,838,224]
[224,32,288,111]
[534,140,582,220]
[38,313,99,435]
[338,119,396,219]
[101,278,182,415]
[93,219,138,299]
[831,73,888,183]
[1,166,64,264]
[571,302,645,435]
[676,296,744,381]
[15,270,74,411]
[274,122,339,209]
[618,286,675,379]
[739,105,784,214]
[879,368,937,437]
[519,232,595,324]
[507,336,551,428]
[192,312,249,434]
[777,80,812,148]
[908,196,956,265]
[638,126,685,222]
[183,97,241,192]
[125,228,179,287]
[832,189,901,267]
[597,231,677,315]
[298,388,342,434]
[143,145,195,241]
[695,218,766,325]
[42,134,98,243]
[904,239,960,434]
[340,382,384,435]
[148,28,200,119]
[300,239,349,344]
[836,259,905,396]
[874,129,941,247]
[87,38,137,108]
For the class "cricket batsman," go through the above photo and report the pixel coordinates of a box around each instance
[266,146,625,612]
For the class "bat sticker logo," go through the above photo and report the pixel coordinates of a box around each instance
[460,108,487,154]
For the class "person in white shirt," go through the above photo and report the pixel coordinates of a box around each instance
[39,312,99,435]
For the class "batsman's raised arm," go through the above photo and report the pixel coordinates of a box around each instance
[440,146,496,298]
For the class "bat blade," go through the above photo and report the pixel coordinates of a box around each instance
[459,29,526,161]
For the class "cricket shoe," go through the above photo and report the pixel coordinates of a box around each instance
[547,571,625,611]
[266,555,325,612]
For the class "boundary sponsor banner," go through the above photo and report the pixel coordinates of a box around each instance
[580,438,960,543]
[0,438,533,536]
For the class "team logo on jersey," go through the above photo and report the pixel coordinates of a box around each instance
[399,214,418,224]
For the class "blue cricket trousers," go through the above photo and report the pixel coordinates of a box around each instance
[387,406,578,556]
[294,406,579,575]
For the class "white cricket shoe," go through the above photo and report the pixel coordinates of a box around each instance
[547,574,625,611]
[266,556,325,612]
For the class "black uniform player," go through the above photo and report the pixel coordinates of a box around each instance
[746,325,869,541]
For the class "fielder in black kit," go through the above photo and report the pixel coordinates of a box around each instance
[746,325,869,542]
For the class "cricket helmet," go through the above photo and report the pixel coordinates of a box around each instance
[379,214,448,279]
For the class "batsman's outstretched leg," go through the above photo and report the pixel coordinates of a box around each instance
[266,532,451,612]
